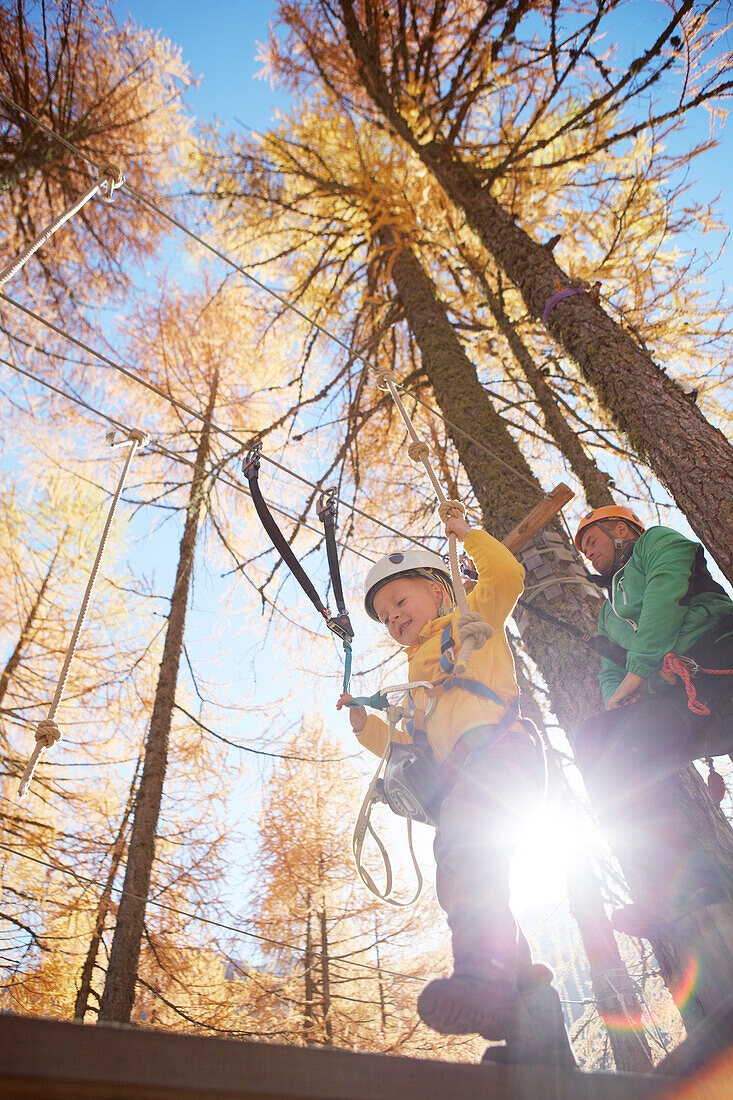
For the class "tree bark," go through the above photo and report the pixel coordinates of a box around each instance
[381,228,733,1018]
[74,754,142,1020]
[514,647,653,1070]
[566,852,654,1072]
[339,1,733,584]
[0,534,66,722]
[97,369,219,1023]
[469,268,614,510]
[319,904,333,1045]
[303,893,316,1045]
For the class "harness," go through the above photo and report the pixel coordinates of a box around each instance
[350,624,521,905]
[406,622,520,737]
[243,442,354,692]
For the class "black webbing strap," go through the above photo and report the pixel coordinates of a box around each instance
[243,446,354,690]
[316,488,354,643]
[515,597,628,668]
[244,444,330,623]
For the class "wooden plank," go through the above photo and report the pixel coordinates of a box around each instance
[671,901,733,1017]
[502,483,575,555]
[0,1014,666,1100]
[654,991,733,1078]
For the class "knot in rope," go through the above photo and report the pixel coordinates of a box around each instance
[374,367,397,390]
[454,611,494,674]
[456,611,494,649]
[438,500,466,524]
[34,718,62,748]
[407,440,430,464]
[18,719,63,799]
[660,654,710,715]
[98,163,125,202]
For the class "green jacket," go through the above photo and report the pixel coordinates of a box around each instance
[597,526,733,704]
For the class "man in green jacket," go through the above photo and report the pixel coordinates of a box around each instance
[573,506,733,935]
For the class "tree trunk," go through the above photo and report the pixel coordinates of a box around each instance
[74,754,142,1021]
[303,894,316,1045]
[0,534,66,725]
[513,648,653,1070]
[319,904,333,1045]
[566,852,654,1072]
[339,3,733,584]
[381,229,733,1017]
[97,369,219,1023]
[468,265,614,510]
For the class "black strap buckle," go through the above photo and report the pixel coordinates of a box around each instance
[242,441,262,480]
[316,487,337,522]
[327,612,354,643]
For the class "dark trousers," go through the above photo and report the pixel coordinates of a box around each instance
[433,728,544,979]
[575,628,733,908]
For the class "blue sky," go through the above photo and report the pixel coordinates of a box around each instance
[109,0,731,921]
[122,0,290,127]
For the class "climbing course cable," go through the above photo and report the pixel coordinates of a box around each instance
[0,294,430,552]
[0,353,374,564]
[374,366,493,675]
[0,92,556,512]
[17,428,148,799]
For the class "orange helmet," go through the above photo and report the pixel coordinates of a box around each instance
[574,506,644,553]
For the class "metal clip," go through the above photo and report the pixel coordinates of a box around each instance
[316,487,337,522]
[326,612,354,643]
[242,440,263,479]
[105,428,149,450]
[98,163,125,203]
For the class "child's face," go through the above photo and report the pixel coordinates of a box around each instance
[372,575,445,647]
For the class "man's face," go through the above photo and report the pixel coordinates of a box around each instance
[372,575,444,647]
[580,521,630,573]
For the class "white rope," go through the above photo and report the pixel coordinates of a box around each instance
[352,683,435,906]
[18,428,148,799]
[0,166,124,291]
[375,367,493,672]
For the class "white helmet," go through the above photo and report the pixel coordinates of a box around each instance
[364,548,453,621]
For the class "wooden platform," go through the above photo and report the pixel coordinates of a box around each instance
[0,1013,671,1100]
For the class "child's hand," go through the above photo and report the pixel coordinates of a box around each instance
[337,693,367,733]
[445,515,470,541]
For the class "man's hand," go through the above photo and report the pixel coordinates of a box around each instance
[337,693,367,733]
[607,672,647,710]
[445,515,470,540]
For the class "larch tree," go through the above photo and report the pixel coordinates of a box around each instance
[249,722,485,1060]
[95,281,287,1024]
[0,0,193,315]
[192,91,733,1026]
[268,0,733,582]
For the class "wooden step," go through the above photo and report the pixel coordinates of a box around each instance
[0,1013,667,1099]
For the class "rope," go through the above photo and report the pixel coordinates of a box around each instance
[0,353,374,565]
[18,428,148,799]
[376,367,493,673]
[0,167,123,291]
[352,697,424,907]
[0,295,429,554]
[660,652,733,717]
[0,93,551,508]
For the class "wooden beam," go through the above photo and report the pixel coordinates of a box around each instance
[0,1014,666,1100]
[502,483,575,555]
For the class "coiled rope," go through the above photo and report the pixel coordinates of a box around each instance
[18,428,148,799]
[375,367,493,672]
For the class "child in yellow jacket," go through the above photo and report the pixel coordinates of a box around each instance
[338,517,573,1064]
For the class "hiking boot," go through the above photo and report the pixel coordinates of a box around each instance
[481,967,576,1068]
[417,967,518,1039]
[612,884,727,938]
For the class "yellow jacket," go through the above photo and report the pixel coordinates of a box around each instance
[357,528,525,762]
